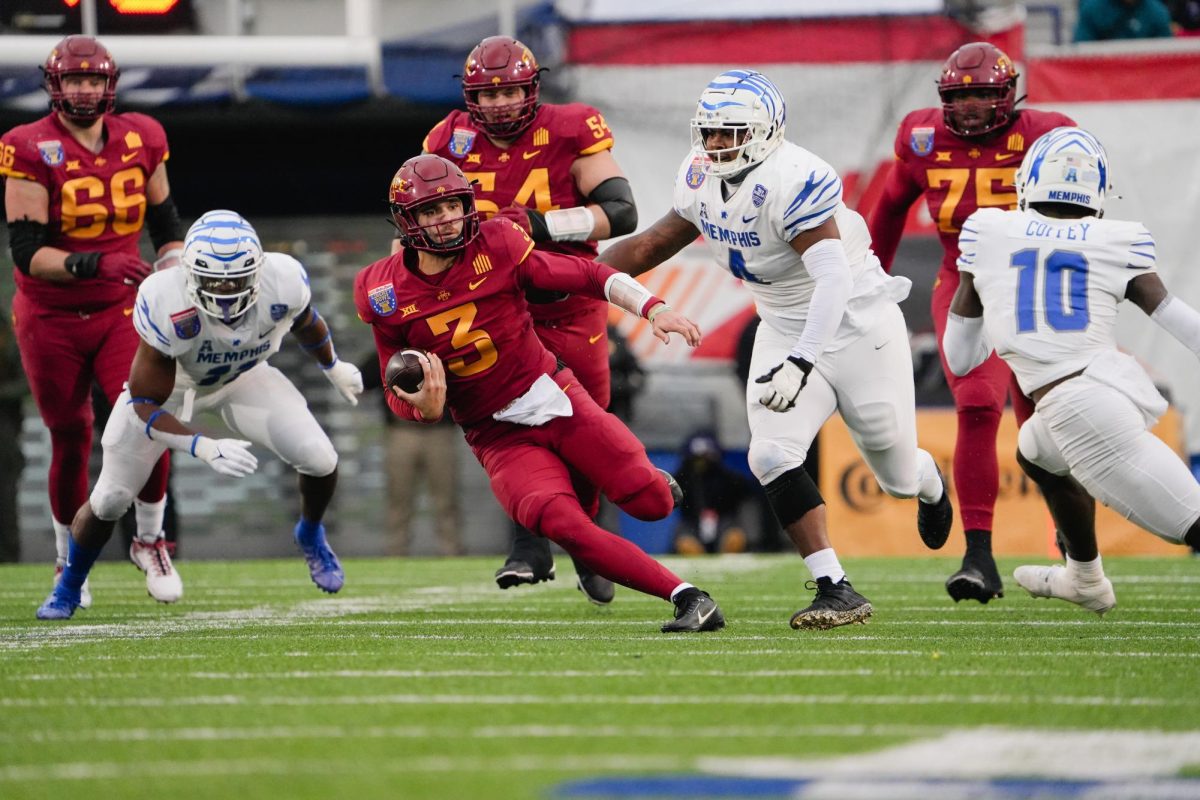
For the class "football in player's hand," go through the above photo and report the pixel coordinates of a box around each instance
[385,349,426,394]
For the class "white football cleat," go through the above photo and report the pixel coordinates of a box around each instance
[1014,564,1115,615]
[53,563,91,610]
[129,538,184,603]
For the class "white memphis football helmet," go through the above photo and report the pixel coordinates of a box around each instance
[182,210,264,323]
[691,69,786,179]
[1016,127,1111,216]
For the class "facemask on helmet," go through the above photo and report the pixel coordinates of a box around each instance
[183,210,264,324]
[690,69,786,180]
[42,35,120,125]
[461,36,541,140]
[1017,127,1111,216]
[937,41,1019,138]
[389,154,480,253]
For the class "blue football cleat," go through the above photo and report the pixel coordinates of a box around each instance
[36,589,80,620]
[294,523,344,594]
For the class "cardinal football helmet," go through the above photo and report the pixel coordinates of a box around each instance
[1016,127,1110,216]
[42,35,120,124]
[183,210,264,324]
[462,36,541,139]
[389,154,480,253]
[690,69,786,179]
[937,42,1019,138]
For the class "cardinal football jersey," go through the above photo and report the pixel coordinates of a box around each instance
[132,253,311,392]
[882,107,1075,272]
[354,218,624,426]
[957,207,1157,395]
[672,140,909,352]
[2,111,171,311]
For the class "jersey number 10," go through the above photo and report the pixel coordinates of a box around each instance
[1011,248,1090,333]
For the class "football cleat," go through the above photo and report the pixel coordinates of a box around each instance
[946,551,1005,603]
[658,469,684,507]
[1014,564,1116,615]
[661,589,725,633]
[917,465,954,550]
[573,559,615,606]
[54,562,91,609]
[294,523,344,594]
[129,538,183,603]
[36,586,80,620]
[790,577,873,630]
[494,559,556,589]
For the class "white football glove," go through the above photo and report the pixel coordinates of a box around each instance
[755,356,813,413]
[152,247,183,272]
[193,436,258,478]
[323,358,363,406]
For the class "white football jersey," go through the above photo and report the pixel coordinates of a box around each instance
[133,252,312,392]
[957,207,1157,395]
[672,140,909,350]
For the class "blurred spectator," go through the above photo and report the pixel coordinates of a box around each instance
[1075,0,1173,41]
[359,352,463,557]
[0,314,26,562]
[1166,0,1200,34]
[672,429,752,555]
[607,323,645,423]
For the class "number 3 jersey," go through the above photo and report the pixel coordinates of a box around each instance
[132,253,311,392]
[672,140,910,352]
[1,111,170,311]
[957,207,1156,395]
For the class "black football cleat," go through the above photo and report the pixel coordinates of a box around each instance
[661,589,725,633]
[573,558,615,606]
[946,551,1005,603]
[658,468,684,507]
[917,465,954,550]
[790,577,873,630]
[494,559,556,590]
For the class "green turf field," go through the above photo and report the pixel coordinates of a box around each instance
[2,554,1199,799]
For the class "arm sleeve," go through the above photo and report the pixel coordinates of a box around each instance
[790,238,853,363]
[1151,296,1200,357]
[943,312,992,376]
[867,158,924,272]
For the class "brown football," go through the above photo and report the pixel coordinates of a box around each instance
[385,349,426,394]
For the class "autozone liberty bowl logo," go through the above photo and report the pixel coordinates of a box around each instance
[837,459,1035,512]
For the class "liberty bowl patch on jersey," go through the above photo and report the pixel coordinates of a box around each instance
[37,140,64,167]
[910,127,935,157]
[752,184,768,207]
[170,308,201,340]
[368,283,398,317]
[686,156,707,189]
[449,128,476,157]
[269,303,288,322]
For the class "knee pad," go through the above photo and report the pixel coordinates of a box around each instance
[764,466,824,528]
[748,438,807,485]
[522,492,589,548]
[1018,415,1070,476]
[89,474,136,521]
[954,379,1005,414]
[294,437,339,478]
